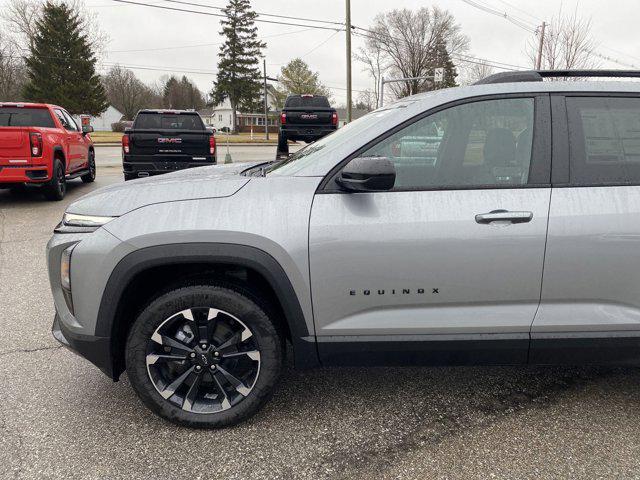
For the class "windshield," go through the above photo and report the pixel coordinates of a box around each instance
[267,108,396,176]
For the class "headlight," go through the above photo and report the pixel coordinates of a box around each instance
[63,213,115,228]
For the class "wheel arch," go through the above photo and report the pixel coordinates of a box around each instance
[52,145,66,168]
[96,243,319,380]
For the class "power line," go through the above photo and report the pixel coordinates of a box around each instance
[459,0,538,32]
[160,0,344,27]
[351,29,527,72]
[490,0,544,23]
[106,27,317,53]
[110,0,345,31]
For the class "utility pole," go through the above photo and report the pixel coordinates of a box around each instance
[263,58,269,140]
[345,0,352,123]
[535,21,546,70]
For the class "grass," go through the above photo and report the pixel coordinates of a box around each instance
[89,131,277,144]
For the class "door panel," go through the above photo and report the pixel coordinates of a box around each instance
[534,186,640,332]
[309,187,551,336]
[534,96,640,335]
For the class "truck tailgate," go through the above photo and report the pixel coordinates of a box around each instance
[130,130,209,158]
[0,128,29,161]
[284,108,334,125]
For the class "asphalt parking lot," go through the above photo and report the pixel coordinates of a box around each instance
[2,152,640,479]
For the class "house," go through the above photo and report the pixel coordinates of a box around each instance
[200,90,280,133]
[73,105,124,132]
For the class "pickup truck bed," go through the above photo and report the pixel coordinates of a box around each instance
[122,110,216,180]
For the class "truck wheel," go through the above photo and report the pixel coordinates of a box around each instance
[276,131,289,158]
[43,159,66,201]
[125,284,284,428]
[81,150,96,183]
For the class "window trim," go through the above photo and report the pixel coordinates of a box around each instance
[318,92,552,194]
[557,93,640,188]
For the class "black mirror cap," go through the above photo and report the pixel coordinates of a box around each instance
[82,125,94,135]
[337,157,396,192]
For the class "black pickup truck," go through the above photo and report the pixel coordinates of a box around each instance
[122,109,216,181]
[277,94,337,157]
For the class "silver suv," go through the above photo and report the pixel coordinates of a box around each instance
[48,70,640,427]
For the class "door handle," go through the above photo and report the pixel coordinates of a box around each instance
[475,209,533,224]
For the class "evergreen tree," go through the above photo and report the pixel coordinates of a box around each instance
[430,36,458,89]
[211,0,264,133]
[163,75,205,110]
[23,1,106,115]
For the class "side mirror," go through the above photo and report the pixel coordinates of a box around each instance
[336,157,396,192]
[82,125,94,135]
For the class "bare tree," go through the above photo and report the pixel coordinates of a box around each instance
[0,32,27,101]
[360,6,469,101]
[526,9,599,71]
[1,0,109,57]
[459,58,495,85]
[354,42,386,108]
[103,65,158,120]
[355,89,377,111]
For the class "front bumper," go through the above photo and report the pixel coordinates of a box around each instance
[52,313,115,379]
[281,126,336,142]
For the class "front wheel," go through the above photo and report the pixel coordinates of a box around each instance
[125,284,284,428]
[43,159,66,201]
[81,150,96,183]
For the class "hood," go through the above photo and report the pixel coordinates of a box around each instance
[67,162,256,217]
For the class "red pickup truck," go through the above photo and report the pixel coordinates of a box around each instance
[0,102,96,200]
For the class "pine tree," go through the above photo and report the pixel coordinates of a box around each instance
[23,1,107,115]
[430,37,458,89]
[211,0,265,133]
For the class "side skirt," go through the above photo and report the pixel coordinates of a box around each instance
[317,334,529,367]
[530,331,640,366]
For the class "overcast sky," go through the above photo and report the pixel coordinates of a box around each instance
[77,0,640,105]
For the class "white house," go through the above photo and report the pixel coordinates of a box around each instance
[199,98,234,131]
[200,91,280,132]
[73,105,124,131]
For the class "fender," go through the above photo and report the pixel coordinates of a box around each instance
[96,243,320,376]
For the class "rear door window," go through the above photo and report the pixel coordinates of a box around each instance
[285,96,330,108]
[0,107,55,128]
[567,96,640,184]
[135,113,204,130]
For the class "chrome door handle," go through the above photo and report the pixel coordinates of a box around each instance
[475,209,533,224]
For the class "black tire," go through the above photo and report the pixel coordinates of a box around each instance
[43,159,66,201]
[81,150,96,183]
[276,131,289,158]
[125,284,284,428]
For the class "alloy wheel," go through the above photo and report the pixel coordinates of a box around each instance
[146,307,261,414]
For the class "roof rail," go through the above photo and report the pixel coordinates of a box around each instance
[474,70,640,85]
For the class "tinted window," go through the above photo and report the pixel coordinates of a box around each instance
[0,107,55,128]
[62,110,79,132]
[567,97,640,184]
[360,98,535,190]
[54,109,71,129]
[285,96,330,108]
[134,113,204,130]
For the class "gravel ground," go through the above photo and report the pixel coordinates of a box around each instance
[1,168,640,479]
